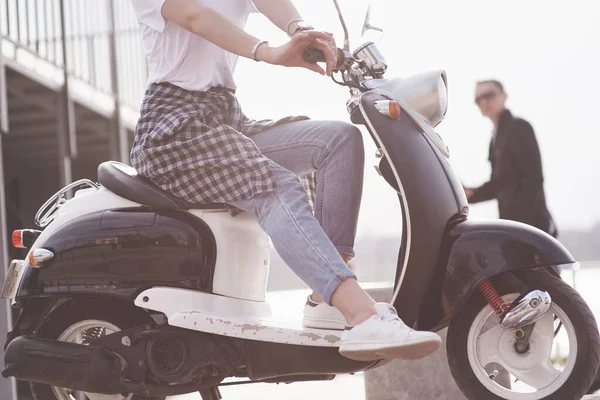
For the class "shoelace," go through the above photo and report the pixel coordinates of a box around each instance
[380,314,408,327]
[345,309,408,331]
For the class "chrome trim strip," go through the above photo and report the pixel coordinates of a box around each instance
[31,248,54,265]
[358,98,411,304]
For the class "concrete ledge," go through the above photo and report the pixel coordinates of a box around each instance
[364,286,467,400]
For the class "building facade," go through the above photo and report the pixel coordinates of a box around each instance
[0,1,146,397]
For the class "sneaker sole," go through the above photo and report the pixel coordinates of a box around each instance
[339,336,442,362]
[302,317,346,331]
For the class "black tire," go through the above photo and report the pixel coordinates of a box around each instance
[447,269,600,400]
[30,299,165,400]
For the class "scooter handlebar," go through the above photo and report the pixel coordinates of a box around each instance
[303,48,326,64]
[303,48,346,70]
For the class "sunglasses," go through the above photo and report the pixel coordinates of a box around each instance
[475,91,499,105]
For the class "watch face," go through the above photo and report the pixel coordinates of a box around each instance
[296,22,313,30]
[288,20,314,37]
[293,22,314,36]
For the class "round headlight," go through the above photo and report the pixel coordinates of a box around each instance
[438,76,448,116]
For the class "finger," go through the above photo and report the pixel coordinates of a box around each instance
[301,61,326,75]
[313,38,337,76]
[297,30,336,44]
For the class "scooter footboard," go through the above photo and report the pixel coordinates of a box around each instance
[441,218,574,319]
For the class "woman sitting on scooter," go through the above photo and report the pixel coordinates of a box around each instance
[129,0,441,361]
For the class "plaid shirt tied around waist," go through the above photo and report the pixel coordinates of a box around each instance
[131,82,316,207]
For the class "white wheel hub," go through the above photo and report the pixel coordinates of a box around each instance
[496,315,554,370]
[467,293,578,400]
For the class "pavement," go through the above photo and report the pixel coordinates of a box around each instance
[167,378,600,400]
[167,374,600,400]
[170,374,364,400]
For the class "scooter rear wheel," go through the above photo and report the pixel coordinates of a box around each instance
[447,269,600,399]
[29,299,165,400]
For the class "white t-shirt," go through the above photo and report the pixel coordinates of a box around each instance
[130,0,257,92]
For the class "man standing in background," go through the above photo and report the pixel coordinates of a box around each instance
[465,80,558,238]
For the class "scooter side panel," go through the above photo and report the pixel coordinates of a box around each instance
[190,209,271,302]
[16,209,217,301]
[441,218,574,318]
[359,92,465,327]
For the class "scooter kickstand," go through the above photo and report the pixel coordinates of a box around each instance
[199,386,222,400]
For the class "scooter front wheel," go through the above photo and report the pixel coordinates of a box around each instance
[446,269,600,399]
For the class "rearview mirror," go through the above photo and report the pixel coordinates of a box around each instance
[361,5,384,37]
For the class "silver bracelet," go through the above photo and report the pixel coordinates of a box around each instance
[251,40,268,62]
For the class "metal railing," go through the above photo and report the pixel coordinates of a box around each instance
[1,0,147,111]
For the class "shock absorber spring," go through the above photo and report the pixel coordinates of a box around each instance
[478,279,510,316]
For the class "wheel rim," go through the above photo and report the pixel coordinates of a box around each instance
[51,320,134,400]
[466,293,578,400]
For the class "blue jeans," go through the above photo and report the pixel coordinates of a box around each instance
[227,120,364,304]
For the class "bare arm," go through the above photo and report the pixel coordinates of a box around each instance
[161,0,337,75]
[252,0,302,35]
[162,0,259,59]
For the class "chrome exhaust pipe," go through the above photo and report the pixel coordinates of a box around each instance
[500,290,552,329]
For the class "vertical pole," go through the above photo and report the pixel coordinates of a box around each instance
[0,9,8,135]
[107,0,127,163]
[58,0,74,186]
[0,9,18,400]
[0,144,17,400]
[56,92,73,187]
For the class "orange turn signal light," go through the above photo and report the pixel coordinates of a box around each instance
[374,100,401,120]
[12,229,42,249]
[12,230,25,248]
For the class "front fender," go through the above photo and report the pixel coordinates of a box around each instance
[443,219,574,317]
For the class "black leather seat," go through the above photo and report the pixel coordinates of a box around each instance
[97,161,226,210]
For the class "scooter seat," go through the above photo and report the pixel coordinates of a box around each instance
[97,161,226,210]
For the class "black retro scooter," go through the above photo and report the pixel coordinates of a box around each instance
[2,2,599,399]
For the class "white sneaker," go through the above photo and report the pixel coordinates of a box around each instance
[339,303,442,361]
[302,295,346,330]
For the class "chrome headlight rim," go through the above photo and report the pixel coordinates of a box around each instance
[438,72,448,118]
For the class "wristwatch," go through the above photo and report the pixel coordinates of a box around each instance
[287,20,314,37]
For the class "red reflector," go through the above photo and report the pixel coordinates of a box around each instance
[12,230,24,248]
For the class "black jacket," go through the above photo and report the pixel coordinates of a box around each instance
[470,109,557,237]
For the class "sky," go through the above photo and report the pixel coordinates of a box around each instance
[233,0,600,238]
